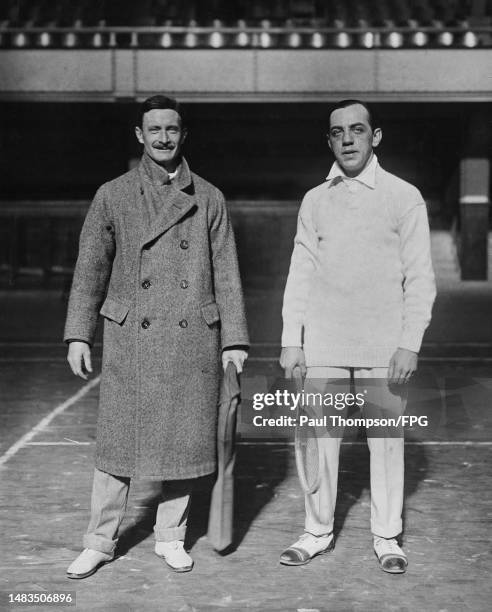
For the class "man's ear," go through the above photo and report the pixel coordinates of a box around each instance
[135,126,144,144]
[372,127,382,148]
[326,133,333,152]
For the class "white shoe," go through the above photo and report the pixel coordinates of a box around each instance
[280,532,335,566]
[373,537,408,574]
[155,541,194,573]
[66,548,113,579]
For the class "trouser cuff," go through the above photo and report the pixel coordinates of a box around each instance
[83,533,117,555]
[371,522,403,539]
[304,529,333,538]
[304,521,334,537]
[154,525,187,542]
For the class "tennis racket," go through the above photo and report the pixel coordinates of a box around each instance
[208,362,240,552]
[293,366,323,495]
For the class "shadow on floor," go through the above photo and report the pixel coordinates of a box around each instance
[334,436,429,539]
[187,443,290,553]
[114,444,290,557]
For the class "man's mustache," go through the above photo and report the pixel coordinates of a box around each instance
[152,142,175,150]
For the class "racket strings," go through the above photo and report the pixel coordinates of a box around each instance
[296,413,322,492]
[293,369,323,494]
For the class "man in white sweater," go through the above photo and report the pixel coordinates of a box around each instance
[279,100,436,573]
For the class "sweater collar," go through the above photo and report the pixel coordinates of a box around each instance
[140,153,192,190]
[326,154,378,189]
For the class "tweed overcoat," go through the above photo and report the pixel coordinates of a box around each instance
[64,156,249,480]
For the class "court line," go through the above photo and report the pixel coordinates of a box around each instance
[17,441,492,447]
[238,440,492,446]
[25,442,91,446]
[245,357,492,363]
[0,358,94,363]
[16,441,492,447]
[2,341,492,348]
[3,357,492,364]
[0,341,103,347]
[0,376,100,468]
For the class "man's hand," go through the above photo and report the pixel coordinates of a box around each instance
[222,349,248,374]
[387,348,418,384]
[67,341,93,380]
[280,346,307,379]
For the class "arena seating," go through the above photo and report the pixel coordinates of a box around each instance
[0,0,490,48]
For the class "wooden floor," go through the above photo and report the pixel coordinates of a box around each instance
[0,343,491,612]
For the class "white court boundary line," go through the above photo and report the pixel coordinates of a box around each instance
[25,442,91,446]
[0,376,100,468]
[15,441,492,447]
[238,440,492,446]
[0,373,490,469]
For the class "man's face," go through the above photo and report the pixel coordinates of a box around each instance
[135,108,187,169]
[328,104,381,177]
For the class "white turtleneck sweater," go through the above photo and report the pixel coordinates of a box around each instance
[281,155,436,367]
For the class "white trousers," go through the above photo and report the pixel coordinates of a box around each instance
[304,367,405,539]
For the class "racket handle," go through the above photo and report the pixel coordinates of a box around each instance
[292,365,304,393]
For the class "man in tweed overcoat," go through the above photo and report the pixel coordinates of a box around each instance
[64,95,249,577]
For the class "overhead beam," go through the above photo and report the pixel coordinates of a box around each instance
[0,49,490,102]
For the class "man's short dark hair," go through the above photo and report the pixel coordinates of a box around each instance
[329,99,379,131]
[138,95,186,128]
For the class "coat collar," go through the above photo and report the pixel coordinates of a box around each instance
[138,155,196,248]
[139,153,193,191]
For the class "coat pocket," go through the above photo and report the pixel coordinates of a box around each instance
[201,301,220,326]
[100,296,130,325]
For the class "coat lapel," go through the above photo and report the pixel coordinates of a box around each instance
[138,157,197,248]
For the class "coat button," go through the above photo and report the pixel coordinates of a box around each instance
[142,279,151,289]
[141,319,150,329]
[180,280,189,289]
[179,319,188,328]
[180,239,189,250]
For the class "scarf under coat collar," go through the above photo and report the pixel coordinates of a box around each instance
[139,152,193,191]
[137,153,197,243]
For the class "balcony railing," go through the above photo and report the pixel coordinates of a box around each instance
[1,23,491,49]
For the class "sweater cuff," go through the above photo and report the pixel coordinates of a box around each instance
[281,325,303,348]
[398,328,425,354]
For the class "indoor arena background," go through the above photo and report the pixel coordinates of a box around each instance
[0,1,491,611]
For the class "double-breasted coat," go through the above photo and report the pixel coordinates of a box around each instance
[64,155,249,480]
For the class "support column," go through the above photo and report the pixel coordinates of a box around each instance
[459,112,490,280]
[113,49,136,99]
